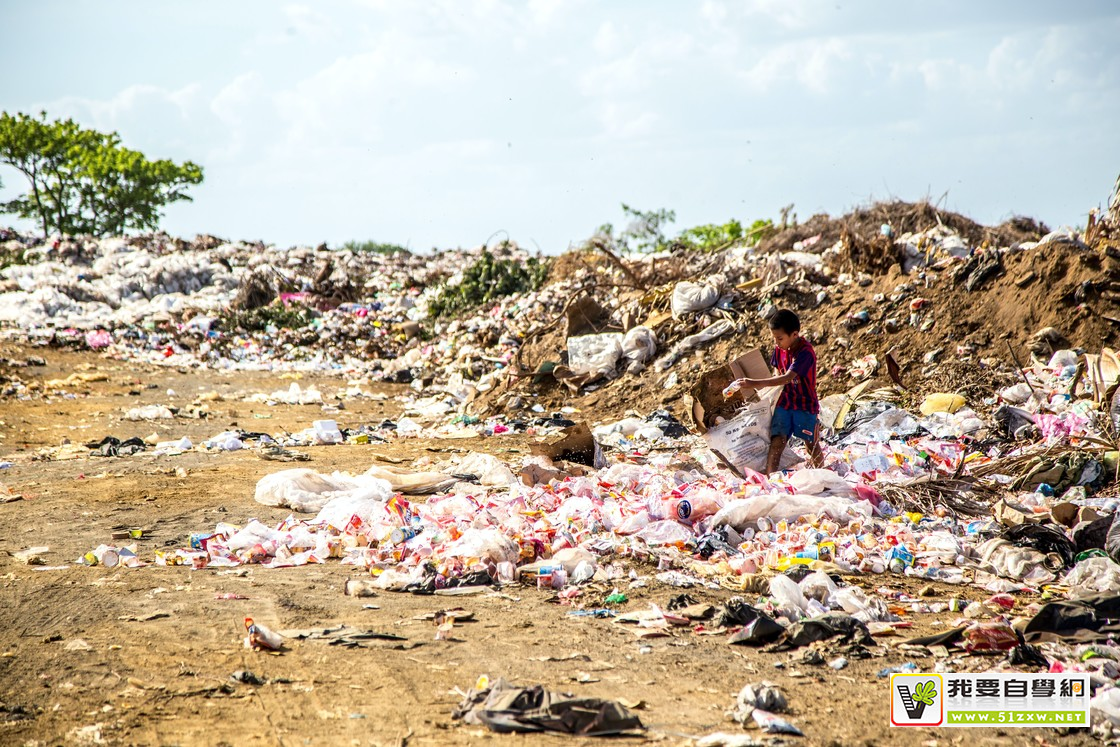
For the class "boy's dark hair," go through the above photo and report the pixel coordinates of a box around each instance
[769,309,801,334]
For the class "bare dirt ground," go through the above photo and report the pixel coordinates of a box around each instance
[0,345,1097,746]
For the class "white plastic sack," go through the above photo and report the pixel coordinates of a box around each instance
[671,278,721,319]
[592,417,664,445]
[702,397,801,475]
[976,538,1057,585]
[313,483,394,529]
[1000,383,1034,405]
[567,333,623,379]
[769,574,809,618]
[203,431,244,451]
[799,570,839,605]
[126,404,174,421]
[226,519,283,552]
[1091,686,1120,727]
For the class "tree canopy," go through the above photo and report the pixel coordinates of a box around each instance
[0,111,203,237]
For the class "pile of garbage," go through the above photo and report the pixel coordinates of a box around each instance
[7,189,1120,735]
[2,195,1118,420]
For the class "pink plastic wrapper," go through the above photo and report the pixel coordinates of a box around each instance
[963,621,1018,653]
[85,329,112,349]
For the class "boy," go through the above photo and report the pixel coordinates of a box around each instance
[726,309,823,474]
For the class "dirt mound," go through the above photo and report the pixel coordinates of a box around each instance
[758,199,1050,257]
[490,213,1117,424]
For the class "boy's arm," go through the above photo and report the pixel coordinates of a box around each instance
[744,371,798,388]
[724,370,797,396]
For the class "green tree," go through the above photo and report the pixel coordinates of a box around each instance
[619,203,676,253]
[0,111,203,236]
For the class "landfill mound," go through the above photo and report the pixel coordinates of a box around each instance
[4,189,1120,744]
[490,201,1118,422]
[1,199,1118,425]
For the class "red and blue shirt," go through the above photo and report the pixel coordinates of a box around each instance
[770,338,820,414]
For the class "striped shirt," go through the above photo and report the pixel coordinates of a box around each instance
[770,338,820,414]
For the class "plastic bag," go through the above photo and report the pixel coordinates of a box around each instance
[671,278,721,318]
[226,519,283,552]
[1091,686,1120,726]
[621,326,657,372]
[312,419,343,445]
[126,404,174,421]
[919,393,966,415]
[842,407,920,445]
[313,478,394,529]
[702,397,801,475]
[444,528,518,565]
[799,570,838,605]
[255,468,348,510]
[1000,383,1034,404]
[1049,350,1079,369]
[567,333,623,378]
[735,681,787,716]
[203,431,244,451]
[977,538,1057,585]
[452,452,516,487]
[1064,556,1120,597]
[616,510,651,535]
[768,574,809,617]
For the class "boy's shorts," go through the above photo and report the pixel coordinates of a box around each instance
[771,406,819,444]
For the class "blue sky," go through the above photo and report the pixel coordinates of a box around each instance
[2,0,1119,252]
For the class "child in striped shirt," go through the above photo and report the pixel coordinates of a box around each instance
[726,308,823,474]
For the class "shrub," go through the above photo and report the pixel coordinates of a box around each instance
[427,250,551,318]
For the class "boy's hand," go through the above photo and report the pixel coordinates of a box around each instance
[723,378,754,398]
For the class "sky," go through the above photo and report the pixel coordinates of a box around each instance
[2,0,1119,253]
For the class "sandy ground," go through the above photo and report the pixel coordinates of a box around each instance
[0,345,1098,746]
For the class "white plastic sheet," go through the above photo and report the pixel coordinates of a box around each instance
[654,319,736,372]
[712,493,870,529]
[254,468,392,515]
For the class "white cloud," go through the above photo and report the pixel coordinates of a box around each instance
[734,40,853,93]
[597,102,658,140]
[283,4,337,41]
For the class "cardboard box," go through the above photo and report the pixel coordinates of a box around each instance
[690,348,772,434]
[529,422,606,469]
